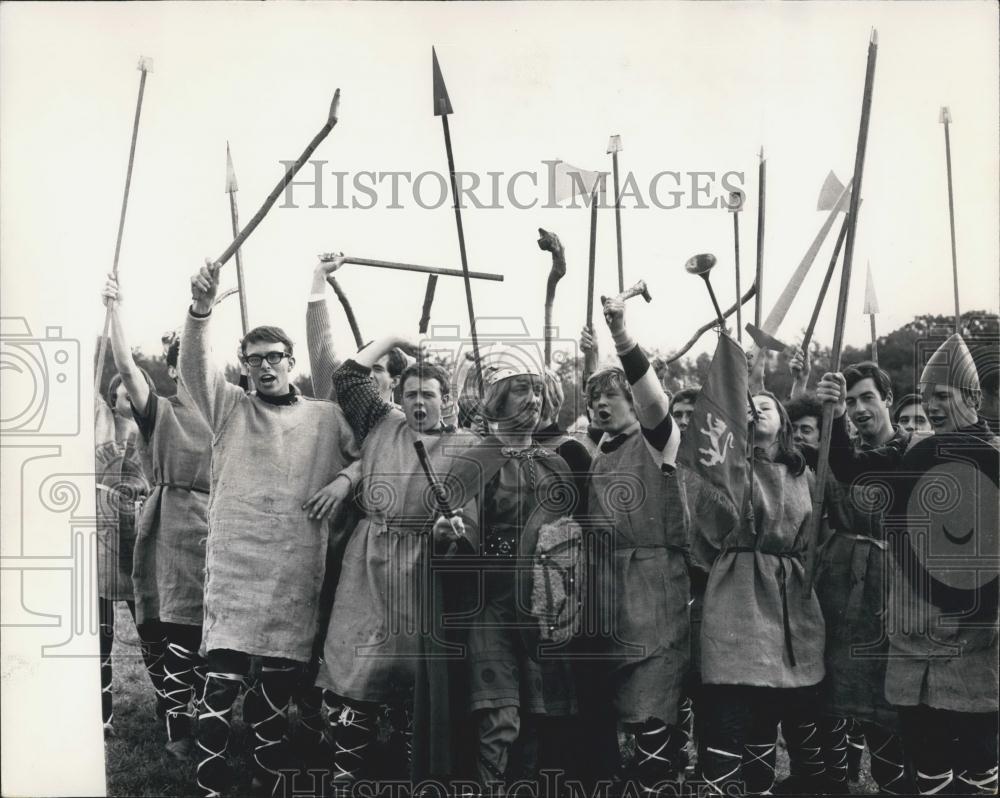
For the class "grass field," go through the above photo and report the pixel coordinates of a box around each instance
[106,604,877,796]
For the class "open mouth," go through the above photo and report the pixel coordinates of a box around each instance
[413,409,427,422]
[854,414,872,425]
[258,375,277,387]
[596,409,612,423]
[928,414,947,428]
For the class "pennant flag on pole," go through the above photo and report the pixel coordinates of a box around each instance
[679,333,749,521]
[548,159,605,204]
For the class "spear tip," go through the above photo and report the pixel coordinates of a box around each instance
[863,261,880,315]
[328,89,341,124]
[432,46,454,116]
[225,141,238,194]
[607,134,623,154]
[870,28,878,46]
[137,56,154,73]
[939,106,952,124]
[759,145,765,161]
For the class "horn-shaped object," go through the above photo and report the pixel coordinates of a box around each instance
[744,323,788,352]
[817,170,846,211]
[685,253,726,328]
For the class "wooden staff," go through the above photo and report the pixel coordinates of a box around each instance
[755,147,766,328]
[94,57,152,395]
[800,213,850,356]
[940,107,961,334]
[537,229,566,367]
[326,275,364,350]
[432,48,482,396]
[608,135,624,293]
[664,284,756,364]
[729,190,745,343]
[225,143,250,335]
[584,186,600,378]
[213,90,340,269]
[864,262,880,365]
[806,29,879,593]
[330,256,503,282]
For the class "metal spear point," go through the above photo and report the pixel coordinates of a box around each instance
[608,134,624,293]
[94,56,153,396]
[213,89,341,270]
[940,106,961,334]
[225,143,250,335]
[863,261,880,365]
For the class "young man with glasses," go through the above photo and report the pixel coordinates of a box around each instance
[182,260,360,798]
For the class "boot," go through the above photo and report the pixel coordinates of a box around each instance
[774,719,826,795]
[139,629,170,719]
[865,727,913,795]
[163,642,205,759]
[196,671,244,797]
[330,702,377,796]
[247,663,297,797]
[630,719,683,795]
[100,648,115,737]
[742,741,777,796]
[819,716,850,795]
[845,717,864,783]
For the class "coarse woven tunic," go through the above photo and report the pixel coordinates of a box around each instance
[827,418,999,713]
[96,434,150,601]
[458,443,578,717]
[588,421,690,726]
[320,359,477,703]
[697,455,825,689]
[130,388,212,627]
[816,422,909,728]
[179,310,359,662]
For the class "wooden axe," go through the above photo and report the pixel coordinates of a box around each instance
[744,322,788,353]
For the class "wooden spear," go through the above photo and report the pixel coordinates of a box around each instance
[608,135,624,293]
[94,57,152,396]
[940,107,961,335]
[729,190,745,343]
[806,29,879,593]
[213,90,340,269]
[800,213,850,357]
[431,48,483,396]
[225,143,250,335]
[863,262,880,365]
[755,147,766,328]
[330,256,503,282]
[584,185,600,380]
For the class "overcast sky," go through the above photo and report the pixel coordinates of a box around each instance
[2,2,998,373]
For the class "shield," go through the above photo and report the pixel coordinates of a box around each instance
[891,433,999,613]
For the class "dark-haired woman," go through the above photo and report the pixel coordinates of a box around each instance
[694,390,826,796]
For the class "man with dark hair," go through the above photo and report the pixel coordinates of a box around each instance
[785,393,824,448]
[817,336,999,795]
[805,360,912,794]
[669,387,700,435]
[183,260,360,798]
[893,393,932,435]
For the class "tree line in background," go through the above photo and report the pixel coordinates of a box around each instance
[96,311,999,432]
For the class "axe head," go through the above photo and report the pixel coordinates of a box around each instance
[745,323,788,352]
[616,280,651,303]
[607,134,623,154]
[817,170,846,211]
[939,106,952,124]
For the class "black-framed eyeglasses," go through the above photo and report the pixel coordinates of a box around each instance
[244,351,292,368]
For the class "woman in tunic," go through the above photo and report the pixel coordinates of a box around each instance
[695,390,826,796]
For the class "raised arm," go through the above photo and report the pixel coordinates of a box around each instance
[101,275,151,416]
[787,345,810,400]
[179,260,244,430]
[601,295,680,467]
[306,256,343,399]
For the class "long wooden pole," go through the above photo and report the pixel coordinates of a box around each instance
[609,136,624,293]
[225,143,250,335]
[733,209,743,343]
[755,147,766,328]
[95,58,152,396]
[800,214,850,356]
[940,107,961,335]
[336,256,503,282]
[586,187,599,330]
[326,275,364,349]
[213,90,340,269]
[806,30,879,593]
